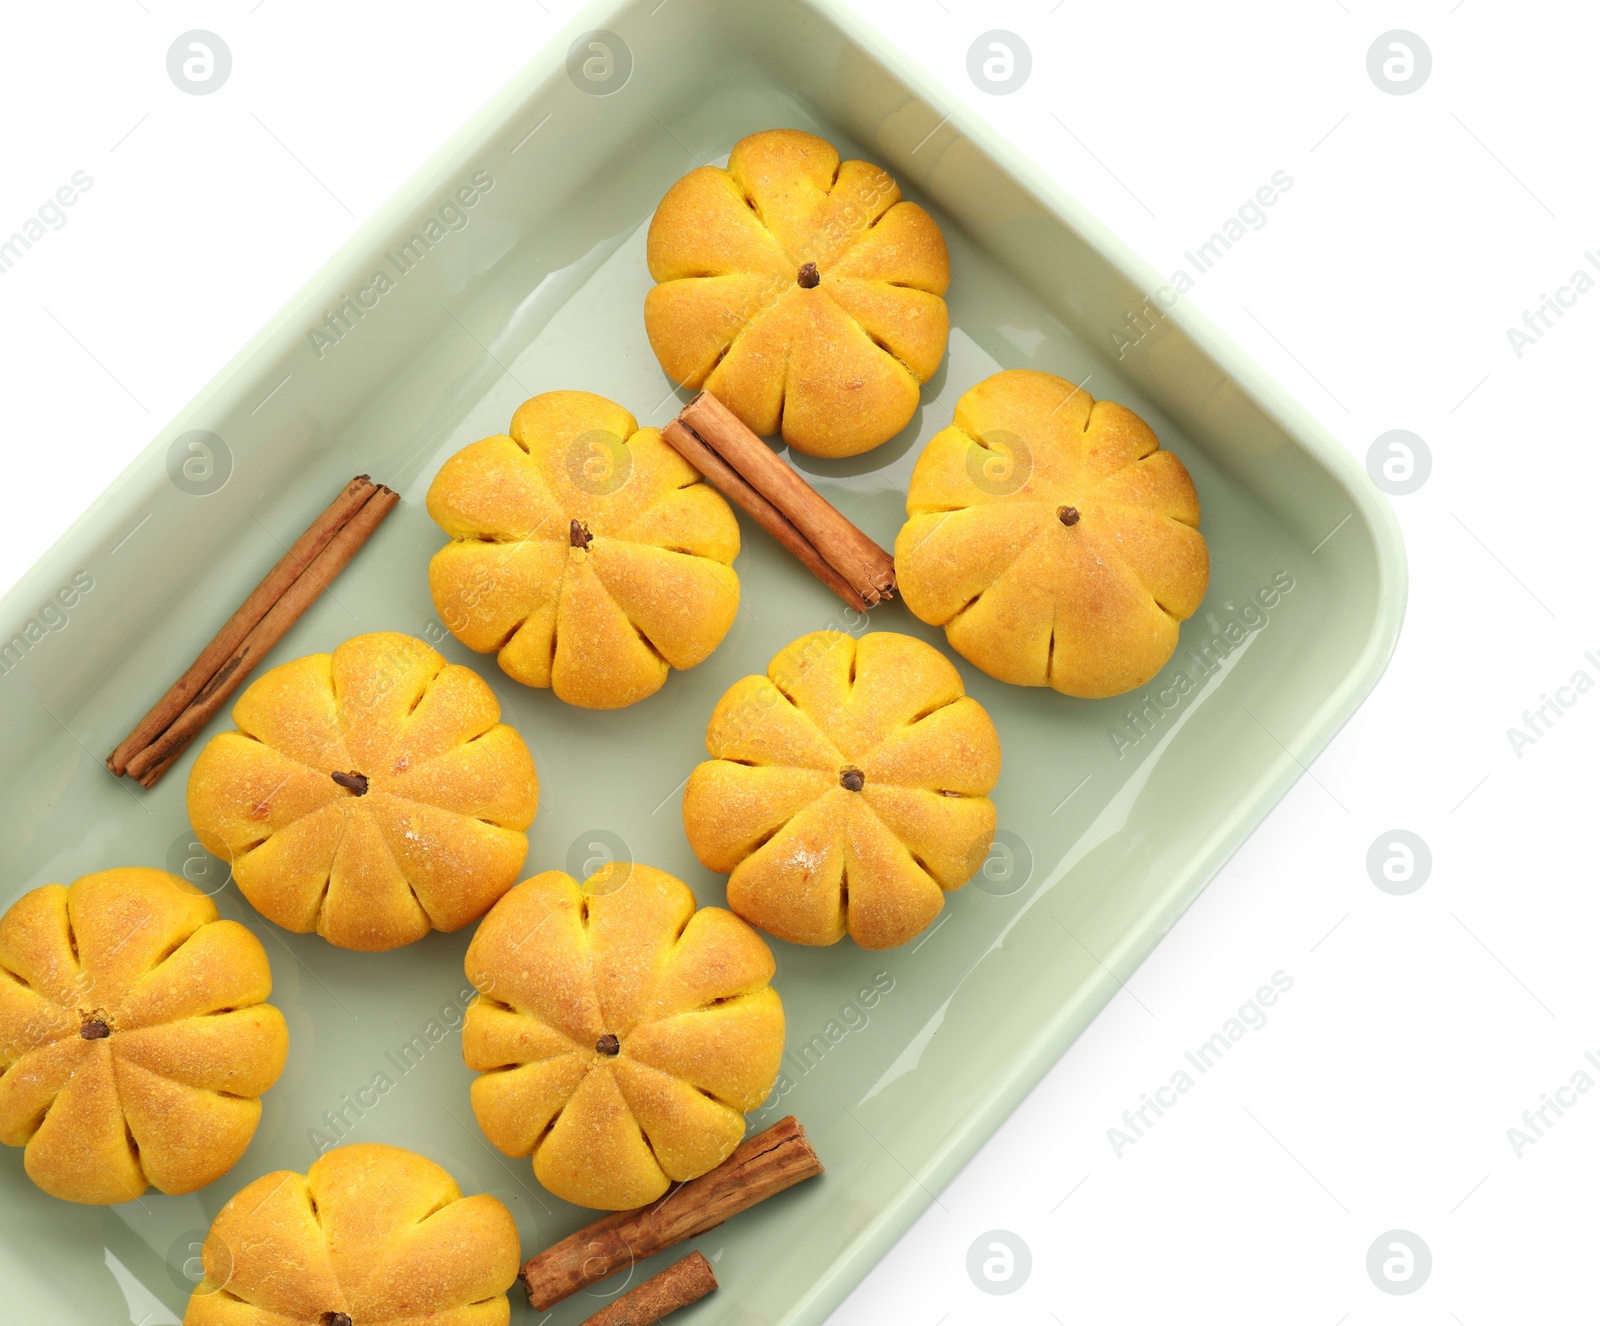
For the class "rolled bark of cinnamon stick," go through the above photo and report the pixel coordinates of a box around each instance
[107,476,380,776]
[662,391,895,610]
[578,1252,717,1325]
[124,484,400,787]
[661,419,867,611]
[522,1116,822,1311]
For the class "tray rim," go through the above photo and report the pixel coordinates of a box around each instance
[0,0,1408,1320]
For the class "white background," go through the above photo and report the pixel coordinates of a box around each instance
[2,1,1595,1321]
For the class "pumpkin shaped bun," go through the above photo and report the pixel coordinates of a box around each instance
[184,1143,521,1326]
[187,632,539,952]
[427,391,741,710]
[683,631,1002,951]
[645,128,951,458]
[0,868,287,1205]
[895,370,1210,699]
[463,862,784,1210]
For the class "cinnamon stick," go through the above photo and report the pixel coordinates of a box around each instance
[661,419,866,610]
[662,391,896,610]
[579,1252,716,1325]
[107,476,380,775]
[521,1116,821,1311]
[119,482,400,788]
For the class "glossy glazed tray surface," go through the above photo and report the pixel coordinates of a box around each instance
[0,1,1404,1321]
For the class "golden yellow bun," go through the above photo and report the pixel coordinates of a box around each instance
[0,868,286,1205]
[683,631,1001,950]
[187,632,538,952]
[184,1142,520,1326]
[645,128,950,458]
[895,370,1209,698]
[427,391,741,710]
[463,862,784,1210]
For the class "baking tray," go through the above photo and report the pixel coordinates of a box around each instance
[0,0,1406,1320]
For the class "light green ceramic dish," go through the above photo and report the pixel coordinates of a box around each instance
[0,0,1405,1320]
